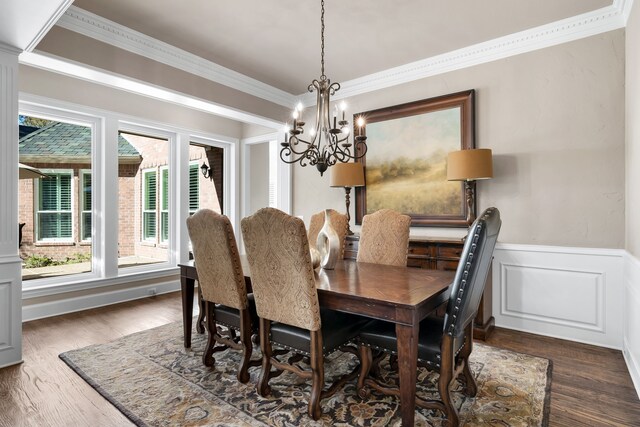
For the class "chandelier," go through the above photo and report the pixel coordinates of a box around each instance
[280,0,368,176]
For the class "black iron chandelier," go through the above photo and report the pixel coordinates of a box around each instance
[280,0,368,176]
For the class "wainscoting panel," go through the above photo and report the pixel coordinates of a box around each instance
[493,244,624,349]
[0,281,10,347]
[0,257,22,368]
[624,252,640,398]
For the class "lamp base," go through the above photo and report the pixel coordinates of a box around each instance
[344,187,354,235]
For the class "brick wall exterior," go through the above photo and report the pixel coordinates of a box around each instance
[18,135,223,265]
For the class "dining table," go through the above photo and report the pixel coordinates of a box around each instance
[178,257,455,426]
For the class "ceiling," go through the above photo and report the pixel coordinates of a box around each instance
[69,0,612,95]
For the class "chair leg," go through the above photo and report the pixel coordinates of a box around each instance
[257,318,273,397]
[458,324,477,397]
[357,344,372,398]
[196,284,206,334]
[202,301,217,366]
[439,336,459,426]
[237,308,253,384]
[308,330,325,420]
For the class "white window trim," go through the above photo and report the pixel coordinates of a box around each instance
[18,94,242,295]
[34,168,75,243]
[79,168,92,242]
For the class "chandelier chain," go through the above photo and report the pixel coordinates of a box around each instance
[320,0,325,79]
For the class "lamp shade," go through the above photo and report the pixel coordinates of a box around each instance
[447,149,493,181]
[330,162,365,187]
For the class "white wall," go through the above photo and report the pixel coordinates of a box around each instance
[248,143,270,215]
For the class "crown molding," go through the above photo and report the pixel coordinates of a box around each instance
[55,6,296,108]
[24,0,74,52]
[302,0,633,104]
[52,2,632,108]
[19,51,282,130]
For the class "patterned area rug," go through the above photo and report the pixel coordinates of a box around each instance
[60,321,551,426]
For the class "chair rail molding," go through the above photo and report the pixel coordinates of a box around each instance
[624,251,640,399]
[492,243,625,350]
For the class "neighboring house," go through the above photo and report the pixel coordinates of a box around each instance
[18,122,222,265]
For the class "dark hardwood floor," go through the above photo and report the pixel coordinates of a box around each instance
[0,292,638,426]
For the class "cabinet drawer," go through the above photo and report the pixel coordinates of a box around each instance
[407,258,433,269]
[438,245,463,259]
[436,259,459,271]
[408,244,435,256]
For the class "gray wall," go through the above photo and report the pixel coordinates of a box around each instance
[294,30,625,248]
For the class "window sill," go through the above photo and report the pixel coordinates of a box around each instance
[140,241,157,247]
[22,266,180,299]
[35,241,75,247]
[79,241,92,246]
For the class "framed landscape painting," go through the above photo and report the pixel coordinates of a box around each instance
[355,90,475,227]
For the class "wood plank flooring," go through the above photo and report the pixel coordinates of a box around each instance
[0,292,638,426]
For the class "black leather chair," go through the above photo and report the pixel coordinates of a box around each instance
[356,207,501,426]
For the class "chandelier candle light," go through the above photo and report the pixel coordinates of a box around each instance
[280,0,368,176]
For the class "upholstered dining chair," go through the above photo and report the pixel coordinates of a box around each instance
[356,207,501,426]
[241,207,369,420]
[307,209,349,257]
[357,208,411,266]
[186,209,259,384]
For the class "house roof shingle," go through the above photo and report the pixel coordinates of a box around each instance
[19,122,141,163]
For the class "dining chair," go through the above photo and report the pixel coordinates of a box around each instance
[307,209,349,257]
[241,207,369,420]
[186,209,259,383]
[357,208,411,266]
[356,207,501,426]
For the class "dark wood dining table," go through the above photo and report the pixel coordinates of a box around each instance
[178,258,455,426]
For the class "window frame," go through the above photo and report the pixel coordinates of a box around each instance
[34,168,74,243]
[79,169,92,242]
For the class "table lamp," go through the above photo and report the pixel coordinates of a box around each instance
[447,148,493,223]
[330,162,365,235]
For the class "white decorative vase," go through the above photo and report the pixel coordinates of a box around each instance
[317,209,340,270]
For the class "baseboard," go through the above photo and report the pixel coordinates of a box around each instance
[623,338,640,399]
[22,279,180,322]
[624,251,640,399]
[492,243,625,349]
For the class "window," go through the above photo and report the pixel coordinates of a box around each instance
[36,171,73,241]
[142,169,157,241]
[80,171,92,241]
[189,162,199,215]
[160,167,169,243]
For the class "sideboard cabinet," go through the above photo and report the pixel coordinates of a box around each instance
[344,235,494,340]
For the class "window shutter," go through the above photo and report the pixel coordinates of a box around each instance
[189,164,199,214]
[143,171,157,239]
[161,168,169,242]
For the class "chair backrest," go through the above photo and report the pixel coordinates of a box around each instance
[308,209,349,257]
[186,209,248,310]
[444,207,501,337]
[241,207,321,331]
[357,209,411,266]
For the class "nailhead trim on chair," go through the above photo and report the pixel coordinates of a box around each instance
[355,337,467,370]
[268,333,344,357]
[446,208,494,337]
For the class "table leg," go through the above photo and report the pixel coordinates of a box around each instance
[396,322,419,426]
[181,274,195,348]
